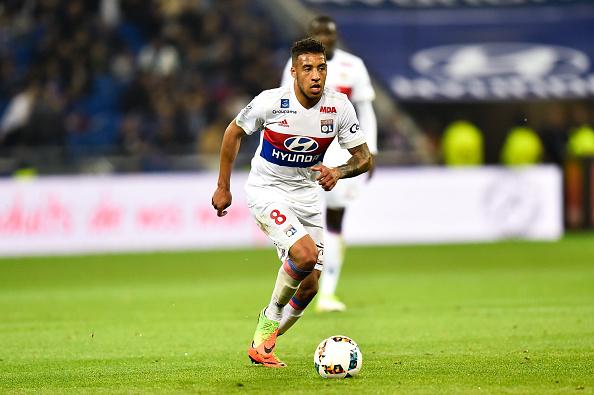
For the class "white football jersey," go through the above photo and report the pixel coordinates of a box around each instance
[281,48,376,167]
[236,84,365,203]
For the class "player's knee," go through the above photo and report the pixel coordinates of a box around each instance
[301,247,318,270]
[291,243,319,271]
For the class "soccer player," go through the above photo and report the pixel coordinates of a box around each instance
[211,38,372,368]
[281,15,378,313]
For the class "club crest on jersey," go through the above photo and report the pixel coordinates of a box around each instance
[284,225,297,237]
[320,106,337,114]
[284,136,319,153]
[320,119,334,134]
[281,99,289,108]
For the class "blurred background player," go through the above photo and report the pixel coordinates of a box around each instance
[281,16,378,312]
[212,38,372,367]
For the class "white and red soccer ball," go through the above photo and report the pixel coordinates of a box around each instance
[314,335,362,378]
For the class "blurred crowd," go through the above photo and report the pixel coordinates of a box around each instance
[0,0,282,172]
[1,0,592,175]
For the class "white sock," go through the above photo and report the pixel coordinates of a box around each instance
[279,304,304,335]
[266,260,306,321]
[319,231,344,297]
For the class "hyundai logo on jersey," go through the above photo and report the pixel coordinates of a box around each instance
[284,136,319,153]
[281,99,289,108]
[261,128,334,167]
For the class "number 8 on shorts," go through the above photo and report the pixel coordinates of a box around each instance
[270,209,287,225]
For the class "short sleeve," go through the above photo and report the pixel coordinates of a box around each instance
[337,99,366,150]
[351,59,375,104]
[235,94,266,135]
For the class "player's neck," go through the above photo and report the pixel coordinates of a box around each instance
[294,84,321,109]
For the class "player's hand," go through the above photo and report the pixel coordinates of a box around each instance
[212,187,232,217]
[311,164,341,191]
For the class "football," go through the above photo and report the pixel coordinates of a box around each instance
[313,335,362,378]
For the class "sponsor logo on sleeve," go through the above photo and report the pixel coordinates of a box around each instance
[350,123,360,133]
[281,99,290,108]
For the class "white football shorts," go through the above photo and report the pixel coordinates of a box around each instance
[246,186,324,271]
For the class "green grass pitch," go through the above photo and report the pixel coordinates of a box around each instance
[1,235,593,394]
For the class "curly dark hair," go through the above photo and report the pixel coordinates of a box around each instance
[290,38,326,64]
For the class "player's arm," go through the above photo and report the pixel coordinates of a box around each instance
[211,119,245,217]
[340,142,373,178]
[313,143,373,191]
[354,100,377,178]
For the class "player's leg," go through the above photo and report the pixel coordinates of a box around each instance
[279,269,320,335]
[267,234,319,322]
[278,215,324,335]
[317,206,347,312]
[250,234,318,367]
[247,200,316,367]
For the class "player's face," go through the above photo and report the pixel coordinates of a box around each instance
[310,22,337,59]
[292,53,327,103]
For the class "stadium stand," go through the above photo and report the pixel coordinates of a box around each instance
[0,0,285,174]
[1,0,593,175]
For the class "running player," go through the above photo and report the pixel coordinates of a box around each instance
[281,15,378,313]
[212,38,372,368]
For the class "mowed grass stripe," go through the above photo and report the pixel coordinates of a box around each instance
[0,236,593,393]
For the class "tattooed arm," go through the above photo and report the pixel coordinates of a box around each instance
[337,142,373,179]
[311,143,373,191]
